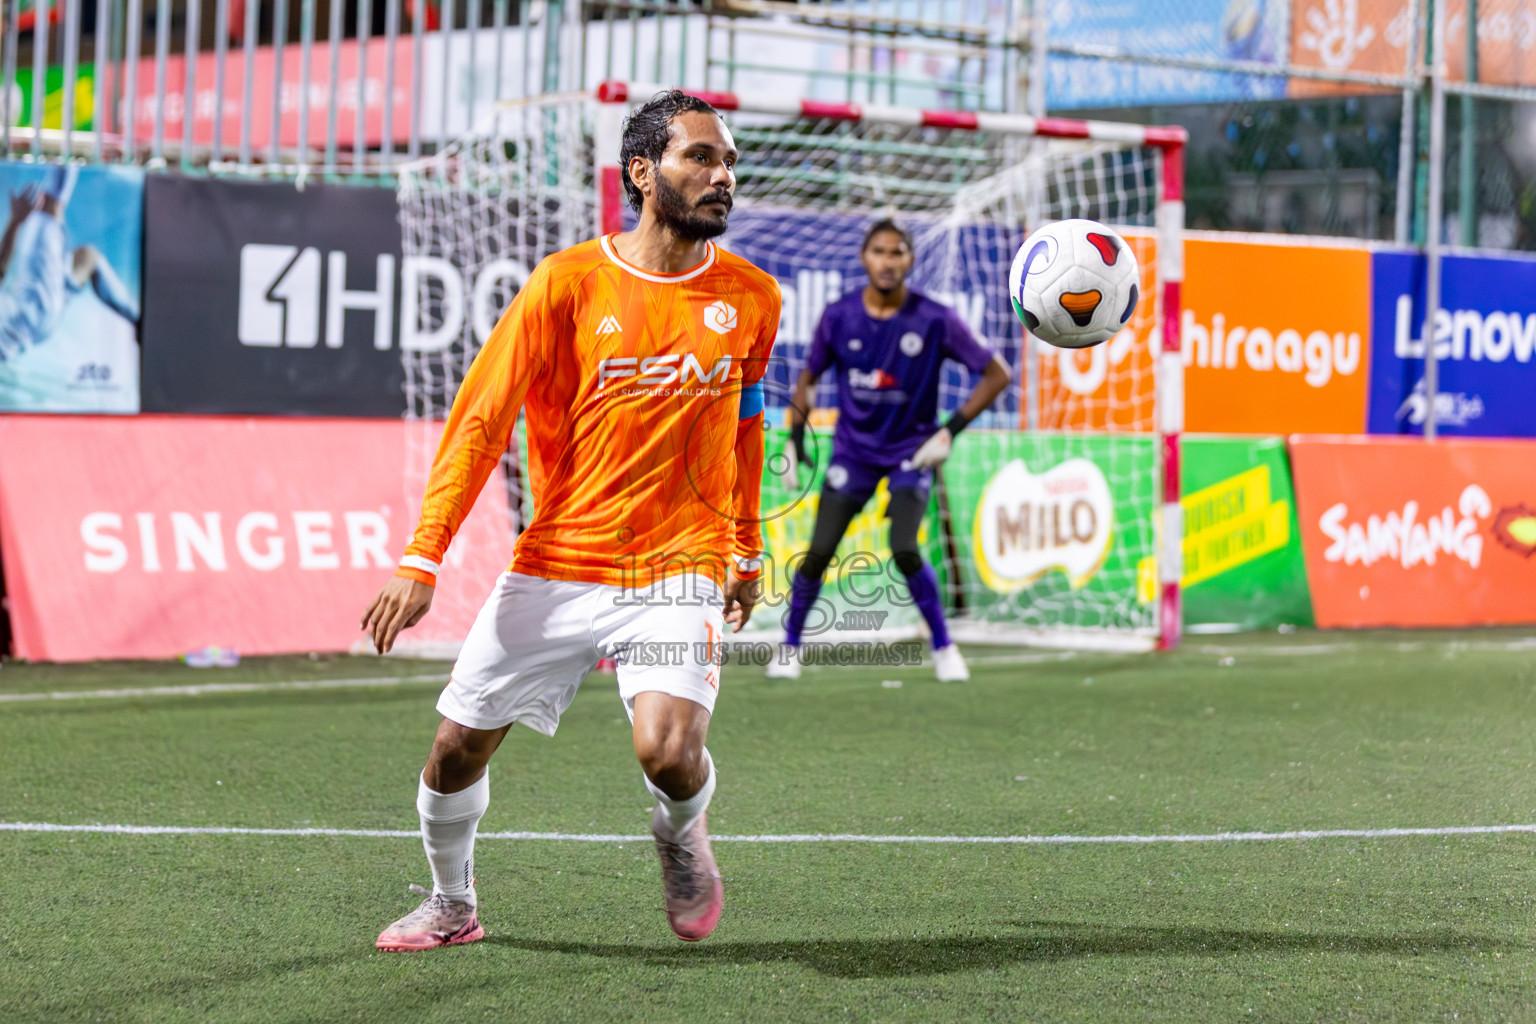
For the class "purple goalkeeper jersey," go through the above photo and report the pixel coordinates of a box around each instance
[805,289,996,465]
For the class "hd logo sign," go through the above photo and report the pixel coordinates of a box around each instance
[236,243,529,352]
[972,458,1114,591]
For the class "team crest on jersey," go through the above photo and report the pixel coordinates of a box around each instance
[899,331,924,356]
[848,338,863,351]
[595,315,623,335]
[703,300,738,335]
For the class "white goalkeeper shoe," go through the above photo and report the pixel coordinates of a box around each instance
[765,643,802,679]
[932,644,970,683]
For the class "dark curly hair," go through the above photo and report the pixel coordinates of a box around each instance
[619,89,724,214]
[862,218,913,252]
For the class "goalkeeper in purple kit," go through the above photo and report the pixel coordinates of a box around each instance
[768,220,1011,681]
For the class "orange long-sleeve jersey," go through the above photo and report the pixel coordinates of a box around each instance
[397,235,780,590]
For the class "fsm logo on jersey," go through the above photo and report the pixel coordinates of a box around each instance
[1368,250,1536,437]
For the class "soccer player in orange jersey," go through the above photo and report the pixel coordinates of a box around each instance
[361,90,780,949]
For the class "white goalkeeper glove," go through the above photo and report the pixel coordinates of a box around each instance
[903,427,953,471]
[776,443,801,490]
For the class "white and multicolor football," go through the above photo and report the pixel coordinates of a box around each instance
[1008,219,1140,349]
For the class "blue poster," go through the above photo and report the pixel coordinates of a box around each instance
[1368,250,1536,438]
[0,163,142,413]
[1048,0,1288,109]
[722,208,1022,425]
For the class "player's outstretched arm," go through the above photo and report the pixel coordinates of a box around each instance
[362,260,555,647]
[361,576,436,654]
[0,185,36,278]
[780,369,819,488]
[907,354,1012,470]
[957,354,1012,422]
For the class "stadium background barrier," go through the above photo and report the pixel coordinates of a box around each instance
[4,0,1536,653]
[4,413,1536,659]
[0,415,513,661]
[1290,434,1536,628]
[0,0,1531,413]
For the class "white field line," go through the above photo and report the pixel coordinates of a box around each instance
[3,821,1536,845]
[4,635,1533,705]
[0,674,447,704]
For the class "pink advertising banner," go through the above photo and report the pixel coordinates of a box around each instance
[0,415,512,661]
[113,37,415,150]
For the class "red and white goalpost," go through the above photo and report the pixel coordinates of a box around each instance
[400,82,1186,651]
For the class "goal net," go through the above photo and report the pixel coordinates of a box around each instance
[398,85,1184,652]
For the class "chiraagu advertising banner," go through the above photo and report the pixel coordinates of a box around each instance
[1181,236,1371,434]
[0,416,513,661]
[1289,435,1536,628]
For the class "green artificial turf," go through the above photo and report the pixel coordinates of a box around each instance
[2,632,1535,1022]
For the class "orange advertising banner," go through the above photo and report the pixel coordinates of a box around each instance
[1290,435,1536,628]
[1182,237,1372,435]
[0,416,513,661]
[1289,0,1536,95]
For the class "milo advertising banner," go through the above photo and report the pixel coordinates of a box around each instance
[941,432,1157,636]
[750,429,1312,640]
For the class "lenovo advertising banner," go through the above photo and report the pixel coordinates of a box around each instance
[0,416,514,661]
[1368,250,1536,438]
[1290,435,1536,628]
[142,177,408,416]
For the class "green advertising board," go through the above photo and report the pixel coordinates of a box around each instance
[1165,435,1314,630]
[7,64,96,131]
[749,429,945,639]
[755,428,1160,640]
[752,429,1311,640]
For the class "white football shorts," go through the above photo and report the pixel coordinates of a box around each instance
[437,570,727,735]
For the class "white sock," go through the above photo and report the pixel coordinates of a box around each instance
[644,749,716,842]
[416,771,489,907]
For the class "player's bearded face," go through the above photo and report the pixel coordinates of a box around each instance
[652,166,733,242]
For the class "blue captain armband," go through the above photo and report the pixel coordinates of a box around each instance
[739,380,764,419]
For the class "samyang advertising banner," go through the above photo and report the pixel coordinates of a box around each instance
[1290,435,1536,628]
[0,163,142,414]
[1368,250,1536,438]
[142,177,408,416]
[0,415,514,661]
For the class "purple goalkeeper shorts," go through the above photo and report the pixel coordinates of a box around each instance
[821,450,932,506]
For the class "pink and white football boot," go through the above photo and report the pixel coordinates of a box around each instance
[375,893,484,952]
[653,807,724,941]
